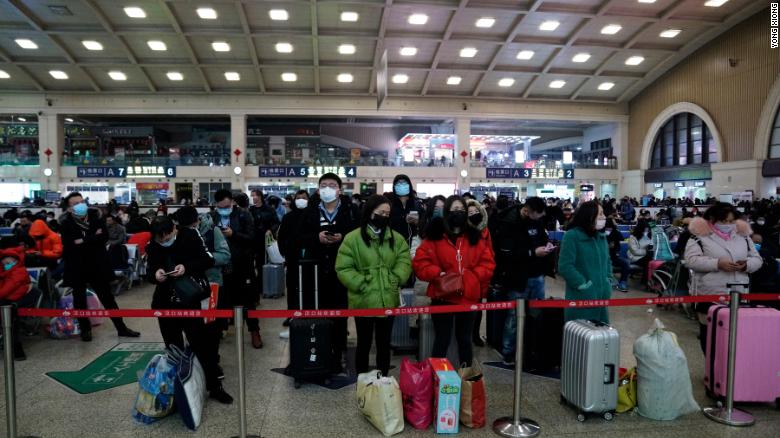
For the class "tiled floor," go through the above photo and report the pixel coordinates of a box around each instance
[2,278,779,437]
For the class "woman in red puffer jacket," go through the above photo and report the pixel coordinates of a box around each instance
[413,195,495,367]
[0,246,31,302]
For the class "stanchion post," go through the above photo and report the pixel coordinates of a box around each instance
[703,285,755,427]
[3,305,18,438]
[492,298,541,438]
[231,306,261,438]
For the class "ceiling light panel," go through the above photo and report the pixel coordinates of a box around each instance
[49,70,68,80]
[660,29,681,38]
[704,0,729,7]
[275,42,294,53]
[224,71,240,81]
[82,40,103,51]
[625,56,645,65]
[392,74,409,84]
[147,40,167,51]
[516,50,535,60]
[446,76,462,85]
[399,47,417,57]
[166,72,183,81]
[15,39,37,49]
[281,73,298,82]
[459,47,478,58]
[337,73,354,83]
[212,41,231,52]
[108,71,127,81]
[269,9,289,21]
[124,7,146,18]
[197,8,218,20]
[0,70,10,79]
[408,14,428,25]
[340,11,359,22]
[572,53,591,63]
[475,17,495,28]
[498,78,515,87]
[598,82,615,91]
[338,44,356,55]
[549,80,566,88]
[601,24,622,35]
[539,21,559,31]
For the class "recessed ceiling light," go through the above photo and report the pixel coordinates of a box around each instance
[392,74,409,84]
[0,70,9,79]
[446,76,462,85]
[516,50,535,60]
[476,17,495,28]
[498,78,515,87]
[625,55,645,65]
[167,72,183,81]
[338,44,356,55]
[82,40,103,51]
[337,73,353,83]
[549,80,566,88]
[197,8,217,20]
[539,21,559,31]
[17,117,26,122]
[15,39,37,50]
[460,47,478,58]
[572,53,591,63]
[281,72,297,82]
[660,29,681,38]
[408,14,428,25]
[340,11,359,22]
[598,82,615,91]
[212,41,231,52]
[269,9,289,20]
[224,71,240,81]
[399,46,417,57]
[49,70,68,80]
[601,24,622,35]
[638,0,656,3]
[108,71,127,81]
[704,0,728,6]
[123,7,146,18]
[147,40,167,51]
[275,42,293,53]
[65,117,74,122]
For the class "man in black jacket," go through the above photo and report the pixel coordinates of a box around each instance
[211,189,263,349]
[298,173,360,373]
[146,212,232,404]
[493,197,552,362]
[60,192,139,342]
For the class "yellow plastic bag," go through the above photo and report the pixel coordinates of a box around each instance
[617,367,637,413]
[357,371,405,436]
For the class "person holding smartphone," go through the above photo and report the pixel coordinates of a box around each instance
[685,202,763,353]
[385,174,424,253]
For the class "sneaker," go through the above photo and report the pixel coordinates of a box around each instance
[618,282,629,293]
[13,343,26,361]
[282,318,291,327]
[216,365,225,380]
[502,353,516,366]
[209,386,234,405]
[279,330,289,339]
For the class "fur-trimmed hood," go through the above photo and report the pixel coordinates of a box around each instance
[688,217,752,237]
[466,199,489,231]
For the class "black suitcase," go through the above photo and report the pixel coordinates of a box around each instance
[287,263,333,388]
[486,287,508,351]
[523,303,564,372]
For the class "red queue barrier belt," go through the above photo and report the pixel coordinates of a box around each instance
[15,293,780,319]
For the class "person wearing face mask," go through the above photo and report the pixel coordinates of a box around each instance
[299,173,360,374]
[413,195,495,367]
[277,190,311,327]
[685,202,763,352]
[146,212,233,404]
[465,199,492,347]
[557,200,612,324]
[60,192,140,342]
[249,190,280,301]
[0,246,32,360]
[335,195,412,375]
[385,175,423,263]
[628,219,654,284]
[210,189,262,349]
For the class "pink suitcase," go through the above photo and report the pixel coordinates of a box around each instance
[704,305,780,404]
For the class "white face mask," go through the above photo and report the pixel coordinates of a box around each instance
[595,219,606,230]
[319,187,338,203]
[294,199,308,209]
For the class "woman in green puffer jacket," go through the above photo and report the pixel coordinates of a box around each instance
[336,195,412,376]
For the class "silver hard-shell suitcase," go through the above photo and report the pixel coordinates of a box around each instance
[390,289,417,352]
[560,319,619,422]
[262,263,285,298]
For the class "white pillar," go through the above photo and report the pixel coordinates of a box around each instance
[38,114,63,191]
[455,118,470,193]
[230,114,246,191]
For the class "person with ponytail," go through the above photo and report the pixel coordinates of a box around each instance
[335,195,412,376]
[413,195,495,367]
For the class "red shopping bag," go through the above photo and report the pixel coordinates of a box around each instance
[458,362,486,428]
[202,283,220,324]
[399,358,434,429]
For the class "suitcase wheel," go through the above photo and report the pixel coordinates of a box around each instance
[603,412,613,421]
[576,413,586,423]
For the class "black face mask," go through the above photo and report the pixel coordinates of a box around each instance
[468,213,483,226]
[448,211,467,228]
[370,215,390,229]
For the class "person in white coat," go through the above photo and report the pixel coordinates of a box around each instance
[684,202,762,352]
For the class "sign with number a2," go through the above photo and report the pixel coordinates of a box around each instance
[486,168,574,179]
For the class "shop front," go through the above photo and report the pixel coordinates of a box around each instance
[644,164,711,201]
[62,183,111,204]
[396,134,454,167]
[762,159,780,197]
[0,182,42,203]
[0,122,39,166]
[135,183,170,205]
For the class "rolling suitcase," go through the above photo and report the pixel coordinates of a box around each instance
[262,263,285,298]
[705,304,780,405]
[486,287,507,351]
[523,304,564,372]
[560,320,619,422]
[418,314,459,366]
[288,263,333,388]
[390,289,417,352]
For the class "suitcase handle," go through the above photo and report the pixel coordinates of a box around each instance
[604,364,615,385]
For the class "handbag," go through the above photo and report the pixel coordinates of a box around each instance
[171,275,210,308]
[431,240,464,301]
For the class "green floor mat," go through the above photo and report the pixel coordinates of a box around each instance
[46,342,165,394]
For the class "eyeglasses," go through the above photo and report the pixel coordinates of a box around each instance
[319,183,339,189]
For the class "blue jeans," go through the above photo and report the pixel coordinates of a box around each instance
[612,256,631,283]
[501,275,545,356]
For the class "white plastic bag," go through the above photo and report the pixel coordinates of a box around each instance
[170,345,207,430]
[357,371,405,436]
[266,234,285,264]
[633,319,699,420]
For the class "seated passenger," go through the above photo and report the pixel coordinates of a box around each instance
[0,246,32,360]
[26,219,63,268]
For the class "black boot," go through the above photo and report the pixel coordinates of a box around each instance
[13,342,26,361]
[209,385,233,404]
[113,318,140,337]
[79,318,92,342]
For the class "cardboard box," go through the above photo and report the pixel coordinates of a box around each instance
[429,358,461,434]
